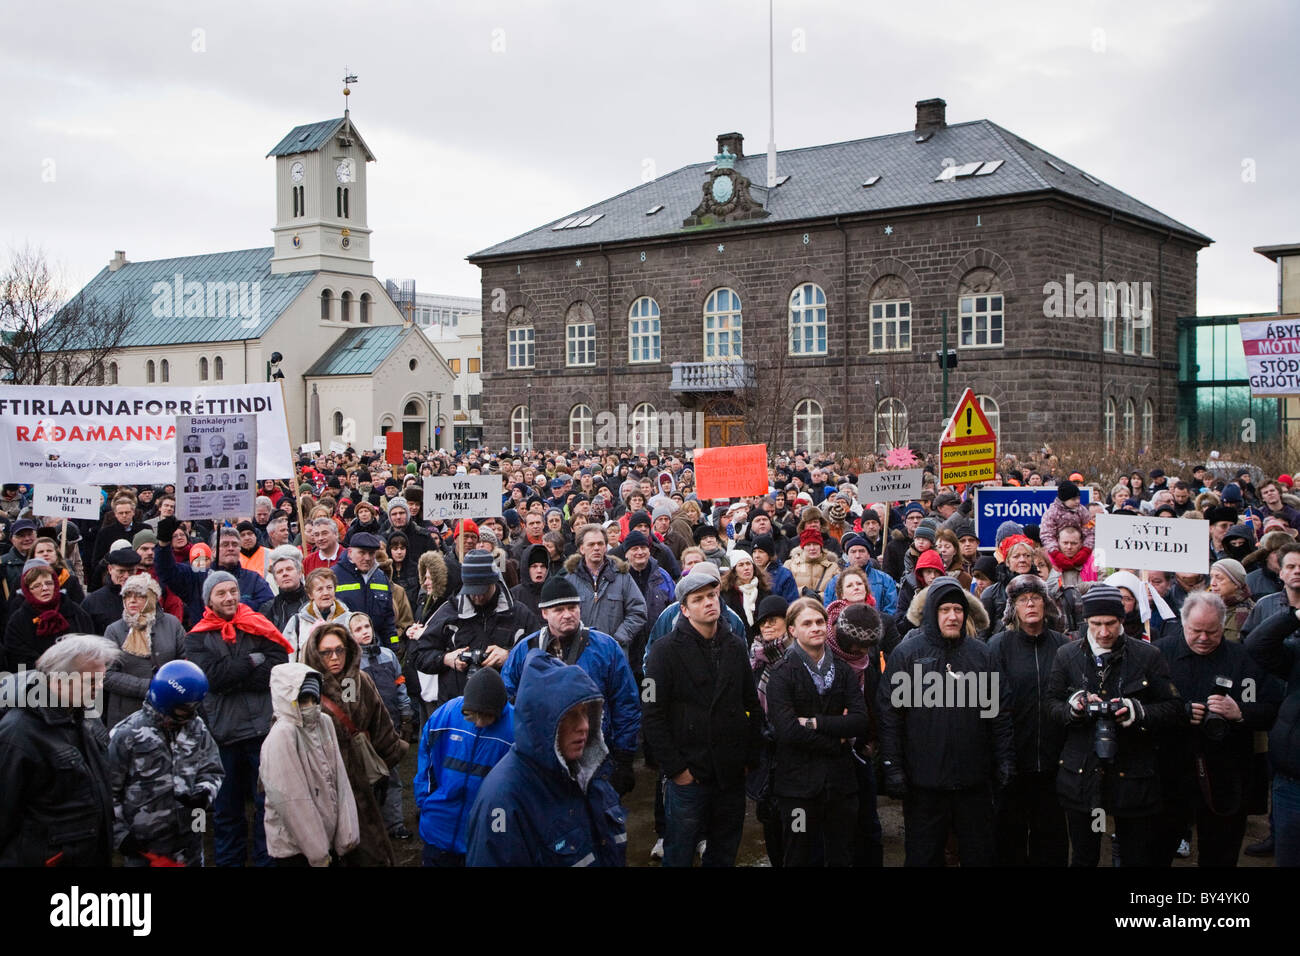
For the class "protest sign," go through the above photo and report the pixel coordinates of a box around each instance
[422,475,503,520]
[0,384,292,484]
[299,441,321,453]
[939,389,997,485]
[1093,513,1209,574]
[693,444,768,499]
[386,432,404,467]
[328,440,346,454]
[176,414,257,520]
[372,435,386,451]
[32,484,101,520]
[972,486,1092,550]
[1240,314,1300,397]
[858,469,925,502]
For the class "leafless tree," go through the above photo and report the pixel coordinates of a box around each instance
[0,244,131,386]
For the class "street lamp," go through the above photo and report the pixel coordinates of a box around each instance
[426,390,433,452]
[435,392,443,451]
[526,382,532,452]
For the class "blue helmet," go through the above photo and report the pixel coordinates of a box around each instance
[147,660,209,714]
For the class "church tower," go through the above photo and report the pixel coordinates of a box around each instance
[267,100,376,276]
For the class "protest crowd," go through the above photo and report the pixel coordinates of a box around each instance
[2,441,1299,869]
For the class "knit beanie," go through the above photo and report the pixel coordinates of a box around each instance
[202,570,238,606]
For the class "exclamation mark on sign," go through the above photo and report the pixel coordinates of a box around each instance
[965,408,972,436]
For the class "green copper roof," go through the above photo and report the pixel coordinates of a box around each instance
[305,324,409,376]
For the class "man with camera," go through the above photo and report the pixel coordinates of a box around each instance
[1246,587,1300,866]
[412,550,539,709]
[1047,584,1184,866]
[1156,591,1280,865]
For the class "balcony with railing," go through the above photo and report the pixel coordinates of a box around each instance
[669,360,755,392]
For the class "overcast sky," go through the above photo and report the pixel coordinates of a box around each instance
[3,0,1295,316]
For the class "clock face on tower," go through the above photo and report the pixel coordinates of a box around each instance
[711,174,734,204]
[335,160,354,184]
[290,161,304,184]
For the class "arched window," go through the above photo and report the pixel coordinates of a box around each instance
[199,357,209,381]
[874,398,908,452]
[1142,399,1154,449]
[793,399,824,453]
[320,288,333,321]
[160,359,170,383]
[508,311,535,369]
[869,275,912,352]
[788,283,827,355]
[628,297,661,363]
[1123,399,1136,445]
[1104,398,1117,450]
[958,268,1004,349]
[565,302,596,367]
[1102,282,1118,352]
[340,291,352,323]
[703,287,742,360]
[630,403,658,453]
[333,411,344,436]
[359,293,371,324]
[511,405,532,451]
[146,360,155,384]
[108,362,118,385]
[60,361,71,384]
[336,186,350,219]
[214,356,224,381]
[977,394,1000,446]
[92,363,104,386]
[569,404,594,449]
[404,400,421,417]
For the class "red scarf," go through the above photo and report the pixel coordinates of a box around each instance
[190,603,295,655]
[1049,546,1093,572]
[21,580,68,638]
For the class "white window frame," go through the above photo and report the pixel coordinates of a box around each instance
[508,326,535,369]
[703,288,743,361]
[977,394,1000,446]
[1123,399,1136,445]
[511,405,532,452]
[628,297,661,364]
[1104,398,1117,450]
[1142,399,1154,448]
[793,399,824,453]
[1102,283,1117,352]
[958,293,1004,349]
[874,398,908,452]
[870,299,912,352]
[788,283,827,356]
[566,318,596,367]
[569,404,594,449]
[630,403,658,454]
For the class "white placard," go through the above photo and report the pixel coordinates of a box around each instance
[0,383,292,483]
[1094,513,1209,574]
[372,435,387,451]
[299,441,321,453]
[176,414,257,520]
[857,469,925,502]
[328,440,346,454]
[32,484,101,520]
[1241,315,1300,396]
[423,475,503,519]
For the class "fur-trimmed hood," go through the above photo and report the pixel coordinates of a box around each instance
[563,552,629,575]
[417,549,449,602]
[905,583,990,637]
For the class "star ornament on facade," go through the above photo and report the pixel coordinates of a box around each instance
[717,244,725,252]
[575,259,582,267]
[884,225,893,235]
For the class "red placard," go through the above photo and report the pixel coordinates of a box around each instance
[385,431,404,467]
[693,443,769,499]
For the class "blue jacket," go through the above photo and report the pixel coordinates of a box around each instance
[466,652,627,866]
[642,601,748,673]
[822,566,899,617]
[414,696,514,855]
[767,564,800,603]
[332,555,398,647]
[502,626,640,756]
[155,546,274,626]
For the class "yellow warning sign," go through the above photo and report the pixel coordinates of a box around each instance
[940,388,996,442]
[940,461,997,485]
[941,441,996,462]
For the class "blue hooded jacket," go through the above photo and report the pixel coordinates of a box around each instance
[501,626,640,756]
[414,696,514,855]
[466,651,627,866]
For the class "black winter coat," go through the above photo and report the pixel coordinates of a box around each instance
[1244,604,1300,779]
[2,596,94,671]
[1045,635,1184,815]
[642,614,763,790]
[81,584,124,635]
[766,647,869,799]
[258,585,307,633]
[0,704,114,866]
[185,625,288,747]
[987,627,1070,774]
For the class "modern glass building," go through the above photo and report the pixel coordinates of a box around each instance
[1176,313,1281,446]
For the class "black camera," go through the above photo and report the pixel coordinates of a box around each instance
[458,647,488,676]
[1201,676,1234,742]
[1086,698,1123,760]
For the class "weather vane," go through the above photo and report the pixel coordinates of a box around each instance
[342,68,358,115]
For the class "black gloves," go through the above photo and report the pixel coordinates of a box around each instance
[883,763,908,800]
[156,516,179,545]
[178,790,210,811]
[610,750,636,796]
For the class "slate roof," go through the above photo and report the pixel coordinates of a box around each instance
[470,119,1210,260]
[266,117,376,161]
[305,324,409,376]
[65,248,314,346]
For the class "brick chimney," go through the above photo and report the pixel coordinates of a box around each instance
[716,132,744,159]
[108,250,128,272]
[915,98,947,134]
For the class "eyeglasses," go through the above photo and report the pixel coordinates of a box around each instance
[318,646,346,658]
